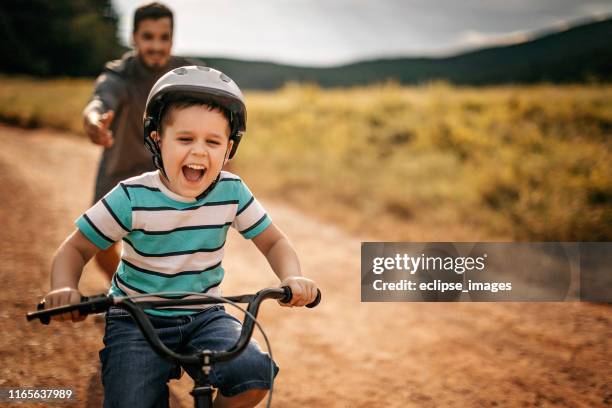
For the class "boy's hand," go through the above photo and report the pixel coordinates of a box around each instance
[43,287,86,322]
[279,277,318,307]
[84,110,115,148]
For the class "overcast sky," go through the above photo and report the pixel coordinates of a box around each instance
[111,0,612,66]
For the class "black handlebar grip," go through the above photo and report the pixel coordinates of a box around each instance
[306,289,322,308]
[280,286,293,304]
[34,295,90,324]
[36,301,50,325]
[279,286,321,308]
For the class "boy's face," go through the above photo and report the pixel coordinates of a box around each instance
[133,17,173,69]
[154,105,232,199]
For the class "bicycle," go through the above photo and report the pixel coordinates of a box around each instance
[27,286,321,408]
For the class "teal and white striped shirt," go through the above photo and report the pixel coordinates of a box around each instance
[76,170,271,316]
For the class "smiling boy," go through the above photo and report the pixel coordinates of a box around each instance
[153,101,230,198]
[45,66,318,408]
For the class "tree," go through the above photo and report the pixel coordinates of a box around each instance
[0,0,125,76]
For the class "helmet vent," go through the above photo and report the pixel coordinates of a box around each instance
[220,73,231,82]
[173,67,187,75]
[197,66,210,71]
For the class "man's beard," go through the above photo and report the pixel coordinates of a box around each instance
[141,52,168,70]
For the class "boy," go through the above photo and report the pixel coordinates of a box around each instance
[44,66,318,408]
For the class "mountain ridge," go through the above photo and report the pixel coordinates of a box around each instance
[191,17,612,89]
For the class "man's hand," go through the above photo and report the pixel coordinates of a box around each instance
[84,110,115,148]
[43,287,86,322]
[278,276,318,307]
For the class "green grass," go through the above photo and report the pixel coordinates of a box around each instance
[1,76,610,240]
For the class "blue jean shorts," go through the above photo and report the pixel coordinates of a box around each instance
[99,305,279,408]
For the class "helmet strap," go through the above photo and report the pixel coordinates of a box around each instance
[153,112,168,179]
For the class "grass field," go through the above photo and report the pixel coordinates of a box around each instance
[1,75,610,241]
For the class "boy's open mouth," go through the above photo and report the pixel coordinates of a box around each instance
[182,164,206,182]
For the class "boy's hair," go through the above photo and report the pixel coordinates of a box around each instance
[158,97,233,137]
[133,2,174,33]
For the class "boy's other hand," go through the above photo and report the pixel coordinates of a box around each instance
[85,110,115,148]
[278,277,318,307]
[43,287,86,322]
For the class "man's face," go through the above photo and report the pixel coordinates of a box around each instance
[155,105,232,199]
[133,17,173,69]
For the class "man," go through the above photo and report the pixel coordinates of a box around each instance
[83,2,198,280]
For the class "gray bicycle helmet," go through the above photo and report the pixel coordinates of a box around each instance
[143,66,247,178]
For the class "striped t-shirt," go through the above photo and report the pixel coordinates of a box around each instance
[75,170,271,316]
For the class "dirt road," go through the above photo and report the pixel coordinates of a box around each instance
[0,125,610,407]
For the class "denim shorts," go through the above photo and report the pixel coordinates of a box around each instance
[99,305,279,408]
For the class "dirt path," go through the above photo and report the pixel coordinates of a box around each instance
[0,125,610,407]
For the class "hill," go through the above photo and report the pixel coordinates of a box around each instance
[196,18,612,89]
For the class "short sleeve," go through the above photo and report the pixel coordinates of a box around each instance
[75,183,132,249]
[231,179,271,239]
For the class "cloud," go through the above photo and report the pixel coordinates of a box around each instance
[455,29,532,49]
[112,0,612,65]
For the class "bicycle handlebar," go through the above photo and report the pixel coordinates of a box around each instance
[26,287,321,366]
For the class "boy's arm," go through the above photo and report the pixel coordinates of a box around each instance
[45,229,101,322]
[252,223,318,307]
